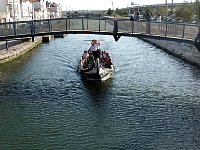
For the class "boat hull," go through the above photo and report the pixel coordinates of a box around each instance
[78,58,114,81]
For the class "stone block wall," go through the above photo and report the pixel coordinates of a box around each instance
[140,38,200,68]
[0,37,42,64]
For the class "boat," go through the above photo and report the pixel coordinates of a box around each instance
[78,49,114,81]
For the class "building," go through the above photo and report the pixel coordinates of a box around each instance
[0,0,21,22]
[30,0,48,20]
[47,2,62,18]
[128,2,194,17]
[0,0,53,23]
[0,0,33,23]
[21,0,33,21]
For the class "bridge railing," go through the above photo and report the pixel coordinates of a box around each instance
[0,17,199,43]
[32,18,115,33]
[0,17,115,37]
[116,19,200,41]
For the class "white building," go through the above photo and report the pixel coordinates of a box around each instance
[30,0,48,20]
[0,0,33,22]
[21,0,34,21]
[47,2,62,18]
[0,0,20,22]
[0,0,50,23]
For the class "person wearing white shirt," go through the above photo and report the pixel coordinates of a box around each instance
[89,39,100,58]
[156,12,162,33]
[156,12,161,22]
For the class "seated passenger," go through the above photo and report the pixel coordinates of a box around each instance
[82,50,89,59]
[104,56,112,68]
[88,53,94,68]
[81,51,89,68]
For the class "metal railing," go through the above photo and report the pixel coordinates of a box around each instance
[0,17,199,42]
[116,19,200,41]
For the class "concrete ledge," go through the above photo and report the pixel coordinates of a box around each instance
[42,35,53,42]
[54,33,65,38]
[140,37,200,68]
[0,37,42,64]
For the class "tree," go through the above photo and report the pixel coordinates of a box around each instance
[194,0,200,23]
[154,7,167,20]
[115,8,128,17]
[144,6,154,16]
[107,8,113,16]
[174,2,193,22]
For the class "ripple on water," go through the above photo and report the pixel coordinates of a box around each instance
[1,35,200,149]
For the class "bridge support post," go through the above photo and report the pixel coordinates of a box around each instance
[105,20,106,31]
[6,40,8,50]
[194,27,200,52]
[87,19,89,30]
[131,21,135,34]
[30,21,35,42]
[82,19,84,30]
[69,19,71,29]
[99,19,101,32]
[48,20,51,32]
[182,24,185,39]
[13,22,17,36]
[65,18,68,31]
[113,20,121,41]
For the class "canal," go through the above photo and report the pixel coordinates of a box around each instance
[0,34,200,149]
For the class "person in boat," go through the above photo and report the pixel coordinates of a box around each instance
[88,53,95,68]
[91,39,100,47]
[82,51,89,68]
[104,55,112,68]
[101,51,112,68]
[89,39,100,59]
[82,50,89,59]
[102,51,107,58]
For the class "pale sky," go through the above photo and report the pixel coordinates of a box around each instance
[54,0,195,10]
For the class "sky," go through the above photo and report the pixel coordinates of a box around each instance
[53,0,195,10]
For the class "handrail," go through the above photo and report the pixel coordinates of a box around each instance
[0,17,199,50]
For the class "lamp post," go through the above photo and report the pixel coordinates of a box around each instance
[32,1,34,20]
[13,0,15,22]
[111,0,115,18]
[166,0,168,17]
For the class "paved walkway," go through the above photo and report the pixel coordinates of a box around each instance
[0,40,24,50]
[0,37,42,64]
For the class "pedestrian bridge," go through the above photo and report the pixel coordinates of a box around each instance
[0,17,200,51]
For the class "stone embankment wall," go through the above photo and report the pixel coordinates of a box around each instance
[0,37,42,64]
[140,38,200,68]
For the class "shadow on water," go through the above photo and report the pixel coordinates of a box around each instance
[0,45,41,73]
[81,78,113,101]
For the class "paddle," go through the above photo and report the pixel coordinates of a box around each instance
[83,40,105,41]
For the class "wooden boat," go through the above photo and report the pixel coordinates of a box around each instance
[78,50,114,81]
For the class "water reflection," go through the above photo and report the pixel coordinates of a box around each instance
[1,35,200,149]
[82,78,113,100]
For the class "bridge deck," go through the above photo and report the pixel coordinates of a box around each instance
[0,17,199,49]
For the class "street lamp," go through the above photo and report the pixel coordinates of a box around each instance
[166,0,168,17]
[32,1,34,20]
[13,0,15,21]
[111,0,115,18]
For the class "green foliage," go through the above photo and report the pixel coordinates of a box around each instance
[148,6,167,20]
[115,8,128,17]
[107,8,113,16]
[194,0,200,23]
[174,2,193,22]
[143,5,174,20]
[144,6,152,14]
[153,7,166,17]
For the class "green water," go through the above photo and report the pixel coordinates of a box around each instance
[0,34,200,149]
